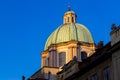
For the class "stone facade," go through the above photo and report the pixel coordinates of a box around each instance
[111,25,120,80]
[112,49,120,80]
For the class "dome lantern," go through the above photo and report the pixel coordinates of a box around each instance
[63,6,76,24]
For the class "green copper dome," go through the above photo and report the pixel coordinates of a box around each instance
[44,23,94,50]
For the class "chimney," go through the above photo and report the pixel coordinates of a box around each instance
[97,41,104,49]
[22,75,25,80]
[110,24,120,46]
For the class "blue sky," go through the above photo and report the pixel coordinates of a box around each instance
[0,0,120,80]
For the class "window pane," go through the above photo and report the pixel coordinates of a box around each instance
[81,52,87,60]
[59,52,66,66]
[91,74,98,80]
[104,67,110,80]
[72,17,74,22]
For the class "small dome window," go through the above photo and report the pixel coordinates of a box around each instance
[72,17,74,23]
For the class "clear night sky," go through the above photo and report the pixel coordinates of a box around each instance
[0,0,120,80]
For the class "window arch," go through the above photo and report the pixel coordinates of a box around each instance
[81,51,87,60]
[72,17,74,22]
[59,52,66,66]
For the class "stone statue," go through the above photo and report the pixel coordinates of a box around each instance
[111,24,117,31]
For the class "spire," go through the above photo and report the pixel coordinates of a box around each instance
[68,5,71,11]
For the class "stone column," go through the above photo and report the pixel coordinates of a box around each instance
[69,47,73,61]
[73,46,77,57]
[77,46,82,62]
[42,57,46,67]
[42,57,44,67]
[57,52,59,67]
[54,50,57,67]
[52,51,54,67]
[49,51,52,67]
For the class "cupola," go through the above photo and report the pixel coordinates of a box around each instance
[63,6,76,24]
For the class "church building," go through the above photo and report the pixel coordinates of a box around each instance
[28,7,120,80]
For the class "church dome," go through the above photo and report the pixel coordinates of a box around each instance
[44,7,94,50]
[44,23,94,50]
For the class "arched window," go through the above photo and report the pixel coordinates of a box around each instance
[59,52,66,66]
[72,17,74,22]
[81,52,87,60]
